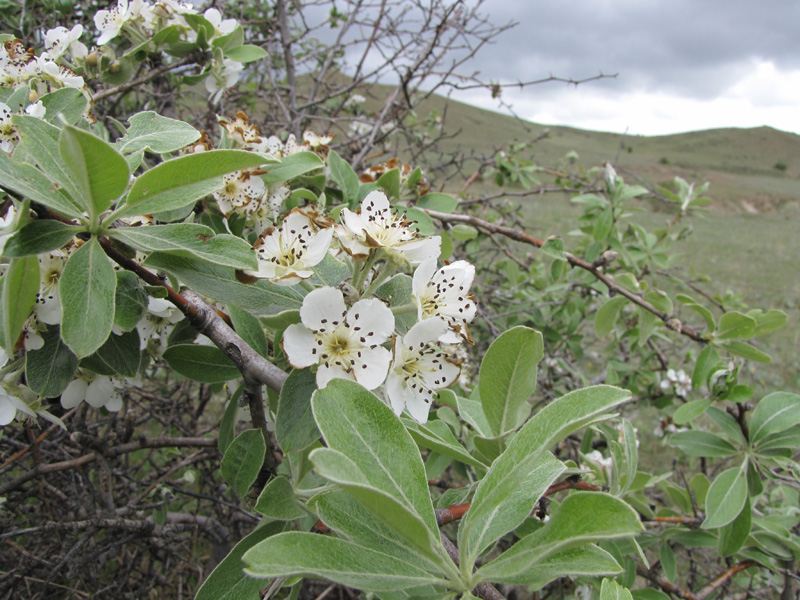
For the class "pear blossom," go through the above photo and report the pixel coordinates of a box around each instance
[282,286,394,389]
[36,249,70,325]
[61,371,123,411]
[137,296,183,355]
[339,190,441,264]
[246,209,333,285]
[213,170,265,216]
[205,58,243,104]
[37,58,84,89]
[42,25,88,60]
[412,258,476,343]
[204,8,238,36]
[0,204,17,254]
[385,318,460,424]
[0,102,19,152]
[0,385,36,425]
[660,368,691,398]
[95,0,135,45]
[25,101,45,118]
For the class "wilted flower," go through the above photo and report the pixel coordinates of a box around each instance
[412,258,476,343]
[339,190,440,264]
[282,286,394,389]
[246,209,333,285]
[213,170,265,216]
[385,318,459,424]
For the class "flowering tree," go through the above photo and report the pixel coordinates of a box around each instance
[1,1,799,599]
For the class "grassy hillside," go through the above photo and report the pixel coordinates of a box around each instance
[397,91,799,391]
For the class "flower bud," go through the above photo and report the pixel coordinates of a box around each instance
[85,51,99,67]
[28,89,39,103]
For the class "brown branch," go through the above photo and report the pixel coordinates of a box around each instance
[696,561,756,600]
[425,209,707,343]
[0,437,216,495]
[91,53,199,103]
[636,563,697,600]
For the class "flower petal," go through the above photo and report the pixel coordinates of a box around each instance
[282,324,319,369]
[353,345,391,390]
[316,362,353,389]
[348,298,394,345]
[299,287,347,331]
[61,379,87,409]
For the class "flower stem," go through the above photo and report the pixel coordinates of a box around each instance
[363,258,398,298]
[391,302,418,316]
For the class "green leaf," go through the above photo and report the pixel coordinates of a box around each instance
[660,541,676,582]
[225,44,268,63]
[60,124,130,217]
[749,392,800,444]
[276,368,320,453]
[705,406,748,446]
[254,476,306,520]
[310,489,421,565]
[90,330,140,377]
[117,111,201,154]
[310,381,448,570]
[1,255,39,352]
[677,295,716,333]
[25,325,79,397]
[692,345,720,389]
[450,224,478,241]
[328,150,360,204]
[459,385,630,570]
[515,545,622,590]
[600,578,633,600]
[475,492,641,584]
[243,532,446,591]
[39,87,88,125]
[417,193,458,213]
[672,398,712,425]
[718,495,751,557]
[755,424,800,452]
[113,271,148,332]
[220,428,265,498]
[109,224,257,270]
[218,384,242,454]
[456,393,493,438]
[2,220,82,257]
[716,311,757,340]
[59,238,117,357]
[310,253,350,288]
[404,419,490,469]
[750,309,787,336]
[144,252,303,315]
[195,520,286,600]
[118,150,266,218]
[480,326,544,436]
[723,341,771,363]
[163,344,240,383]
[668,431,739,457]
[229,306,268,358]
[403,207,436,236]
[702,463,748,529]
[596,297,627,337]
[539,237,566,261]
[13,115,85,207]
[263,151,323,185]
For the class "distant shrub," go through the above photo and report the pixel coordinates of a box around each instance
[659,156,669,165]
[774,161,788,172]
[627,146,633,153]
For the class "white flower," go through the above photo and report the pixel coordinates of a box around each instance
[282,287,394,389]
[247,209,333,286]
[660,368,691,398]
[136,297,183,355]
[0,204,17,254]
[204,8,238,36]
[61,372,123,411]
[37,58,84,89]
[0,102,20,152]
[0,386,36,425]
[344,94,366,108]
[584,449,612,471]
[36,249,69,325]
[385,318,460,424]
[302,130,332,148]
[412,258,476,343]
[339,190,441,264]
[213,170,265,217]
[205,58,243,103]
[42,25,88,60]
[95,0,134,45]
[25,101,46,118]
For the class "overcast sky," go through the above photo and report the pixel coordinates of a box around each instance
[446,0,800,136]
